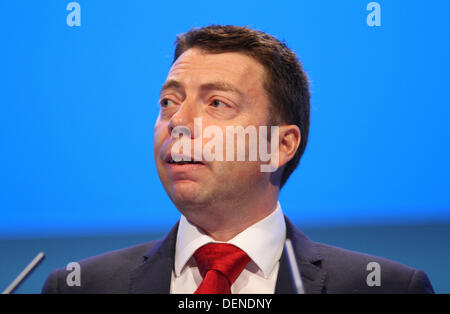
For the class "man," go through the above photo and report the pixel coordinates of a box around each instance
[42,25,434,294]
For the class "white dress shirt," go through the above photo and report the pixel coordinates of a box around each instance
[170,202,286,294]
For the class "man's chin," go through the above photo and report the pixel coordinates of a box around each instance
[169,180,207,207]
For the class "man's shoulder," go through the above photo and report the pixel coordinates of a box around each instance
[41,239,162,294]
[77,240,159,270]
[314,241,413,272]
[312,241,434,293]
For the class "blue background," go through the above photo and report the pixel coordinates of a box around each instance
[0,1,449,293]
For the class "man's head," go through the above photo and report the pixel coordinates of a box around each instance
[172,25,310,188]
[153,25,310,236]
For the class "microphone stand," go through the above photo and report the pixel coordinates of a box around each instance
[2,252,45,294]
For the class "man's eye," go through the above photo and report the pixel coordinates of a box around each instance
[211,99,228,108]
[160,98,175,108]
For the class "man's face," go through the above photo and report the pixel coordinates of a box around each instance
[154,48,272,213]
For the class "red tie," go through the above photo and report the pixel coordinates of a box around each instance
[193,243,250,294]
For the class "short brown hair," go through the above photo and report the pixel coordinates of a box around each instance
[173,25,310,188]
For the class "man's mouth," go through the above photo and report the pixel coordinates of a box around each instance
[164,153,205,166]
[167,159,204,165]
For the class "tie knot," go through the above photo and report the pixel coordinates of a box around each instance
[194,243,250,285]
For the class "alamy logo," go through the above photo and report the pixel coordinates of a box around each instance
[66,2,81,27]
[66,262,81,287]
[170,118,279,172]
[366,262,381,287]
[366,2,381,27]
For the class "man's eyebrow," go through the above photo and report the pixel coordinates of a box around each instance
[160,80,246,100]
[199,81,245,99]
[160,79,183,96]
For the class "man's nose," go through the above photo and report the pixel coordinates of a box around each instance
[167,100,198,139]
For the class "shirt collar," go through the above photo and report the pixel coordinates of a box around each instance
[174,201,286,279]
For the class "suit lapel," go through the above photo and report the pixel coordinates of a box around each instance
[129,217,326,294]
[129,223,179,293]
[275,217,327,294]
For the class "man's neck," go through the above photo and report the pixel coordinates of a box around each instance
[180,194,279,242]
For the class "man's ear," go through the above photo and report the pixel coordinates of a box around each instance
[276,124,301,169]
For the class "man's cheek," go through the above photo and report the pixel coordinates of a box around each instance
[153,128,165,154]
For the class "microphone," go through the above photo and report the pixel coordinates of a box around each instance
[2,252,45,294]
[284,239,305,294]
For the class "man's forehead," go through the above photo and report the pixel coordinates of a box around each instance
[165,48,265,96]
[168,48,264,80]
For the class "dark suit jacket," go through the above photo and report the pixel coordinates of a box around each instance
[41,217,434,294]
